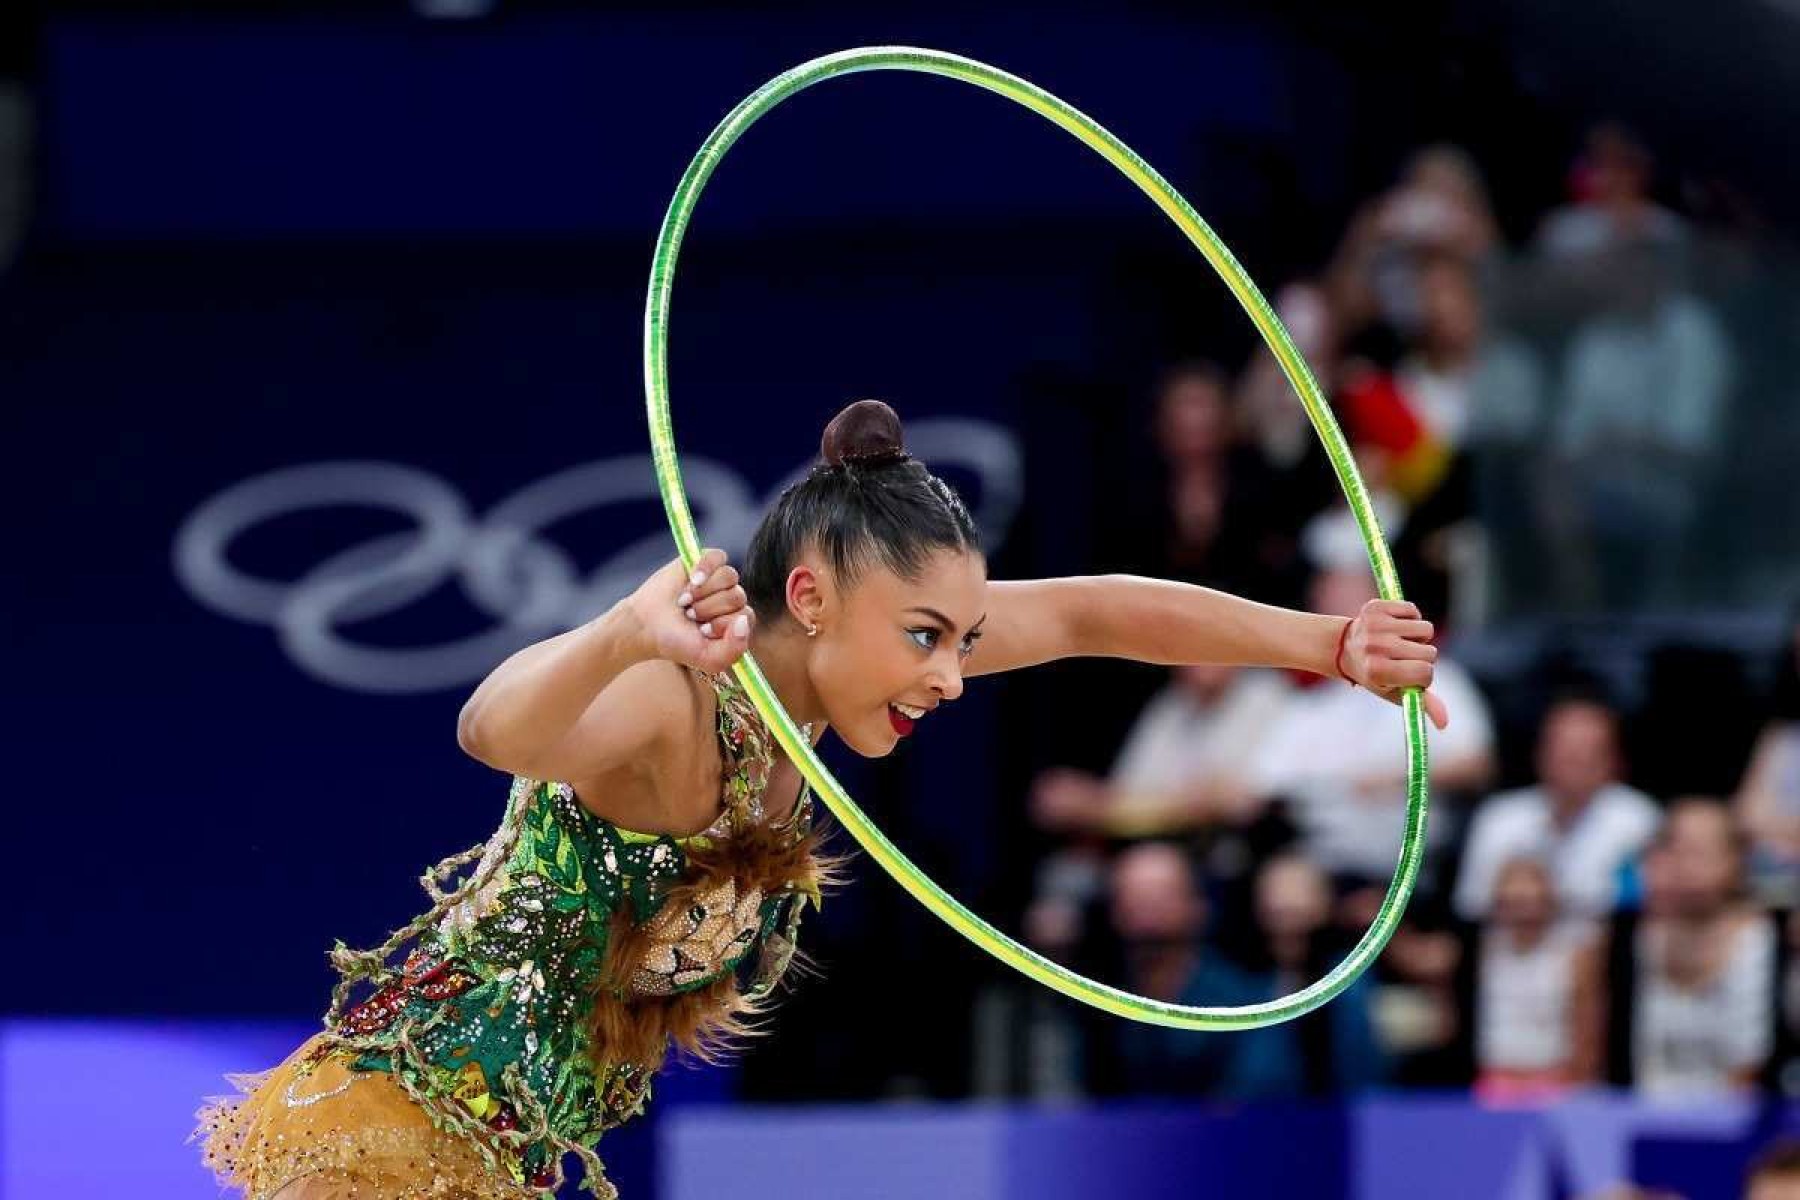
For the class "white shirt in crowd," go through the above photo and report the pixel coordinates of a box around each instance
[1028,669,1292,913]
[1454,784,1660,920]
[1244,657,1495,880]
[1633,917,1776,1096]
[1109,669,1293,799]
[1477,919,1597,1074]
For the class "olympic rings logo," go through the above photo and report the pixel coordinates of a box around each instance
[171,418,1023,694]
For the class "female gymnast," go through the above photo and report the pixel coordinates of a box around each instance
[194,399,1448,1199]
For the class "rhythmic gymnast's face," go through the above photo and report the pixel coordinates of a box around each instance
[789,547,987,758]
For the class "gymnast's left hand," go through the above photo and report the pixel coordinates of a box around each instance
[1339,600,1450,731]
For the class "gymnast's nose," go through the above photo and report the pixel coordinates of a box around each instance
[928,661,963,703]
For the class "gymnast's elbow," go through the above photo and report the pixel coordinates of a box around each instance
[456,698,574,780]
[456,700,504,769]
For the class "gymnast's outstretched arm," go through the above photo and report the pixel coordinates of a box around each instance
[970,575,1449,729]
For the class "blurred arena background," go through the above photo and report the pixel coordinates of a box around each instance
[4,1,1800,1197]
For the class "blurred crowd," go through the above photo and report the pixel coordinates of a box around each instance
[1016,122,1799,1106]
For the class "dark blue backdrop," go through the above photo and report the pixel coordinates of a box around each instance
[8,11,1356,1028]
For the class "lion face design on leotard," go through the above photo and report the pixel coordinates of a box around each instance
[629,877,765,995]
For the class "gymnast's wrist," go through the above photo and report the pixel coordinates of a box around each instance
[1333,616,1356,687]
[600,596,661,666]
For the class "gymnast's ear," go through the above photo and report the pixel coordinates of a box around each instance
[784,562,830,632]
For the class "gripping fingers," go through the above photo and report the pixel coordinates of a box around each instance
[689,585,748,623]
[679,549,728,597]
[1386,638,1438,662]
[1391,620,1435,643]
[675,551,735,608]
[693,603,754,640]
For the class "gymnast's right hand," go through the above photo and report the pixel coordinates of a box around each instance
[626,548,755,675]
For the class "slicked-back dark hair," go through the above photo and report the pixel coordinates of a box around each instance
[742,400,981,625]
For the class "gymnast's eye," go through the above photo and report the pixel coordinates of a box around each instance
[910,627,982,657]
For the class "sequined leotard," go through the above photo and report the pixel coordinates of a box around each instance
[194,668,820,1199]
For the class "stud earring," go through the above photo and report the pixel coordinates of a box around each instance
[805,623,819,638]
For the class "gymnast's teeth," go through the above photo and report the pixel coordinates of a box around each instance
[892,703,926,720]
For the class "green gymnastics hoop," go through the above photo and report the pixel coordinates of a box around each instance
[644,46,1430,1030]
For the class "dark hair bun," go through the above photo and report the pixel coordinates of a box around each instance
[821,399,909,468]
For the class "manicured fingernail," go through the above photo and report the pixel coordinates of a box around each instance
[686,607,697,621]
[677,591,692,607]
[732,613,749,638]
[700,621,714,637]
[690,569,706,587]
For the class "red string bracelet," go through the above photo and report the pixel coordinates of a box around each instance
[1333,618,1356,688]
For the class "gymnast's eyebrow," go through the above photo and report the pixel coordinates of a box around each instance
[906,607,987,637]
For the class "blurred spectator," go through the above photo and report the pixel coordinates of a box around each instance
[1024,663,1294,961]
[1394,253,1547,626]
[1455,693,1659,920]
[1627,798,1778,1096]
[1396,252,1544,454]
[1470,856,1604,1100]
[1153,361,1243,587]
[1157,360,1235,477]
[1129,359,1322,605]
[1029,663,1293,838]
[1537,122,1688,262]
[1733,612,1800,905]
[1109,842,1218,1001]
[1253,853,1338,992]
[1520,122,1730,613]
[1336,253,1530,505]
[1242,554,1497,887]
[1229,540,1486,1084]
[1108,847,1385,1099]
[1318,251,1546,628]
[1538,236,1733,610]
[1227,853,1388,1097]
[1105,842,1255,1096]
[1326,143,1501,344]
[1234,281,1341,471]
[1748,1138,1800,1200]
